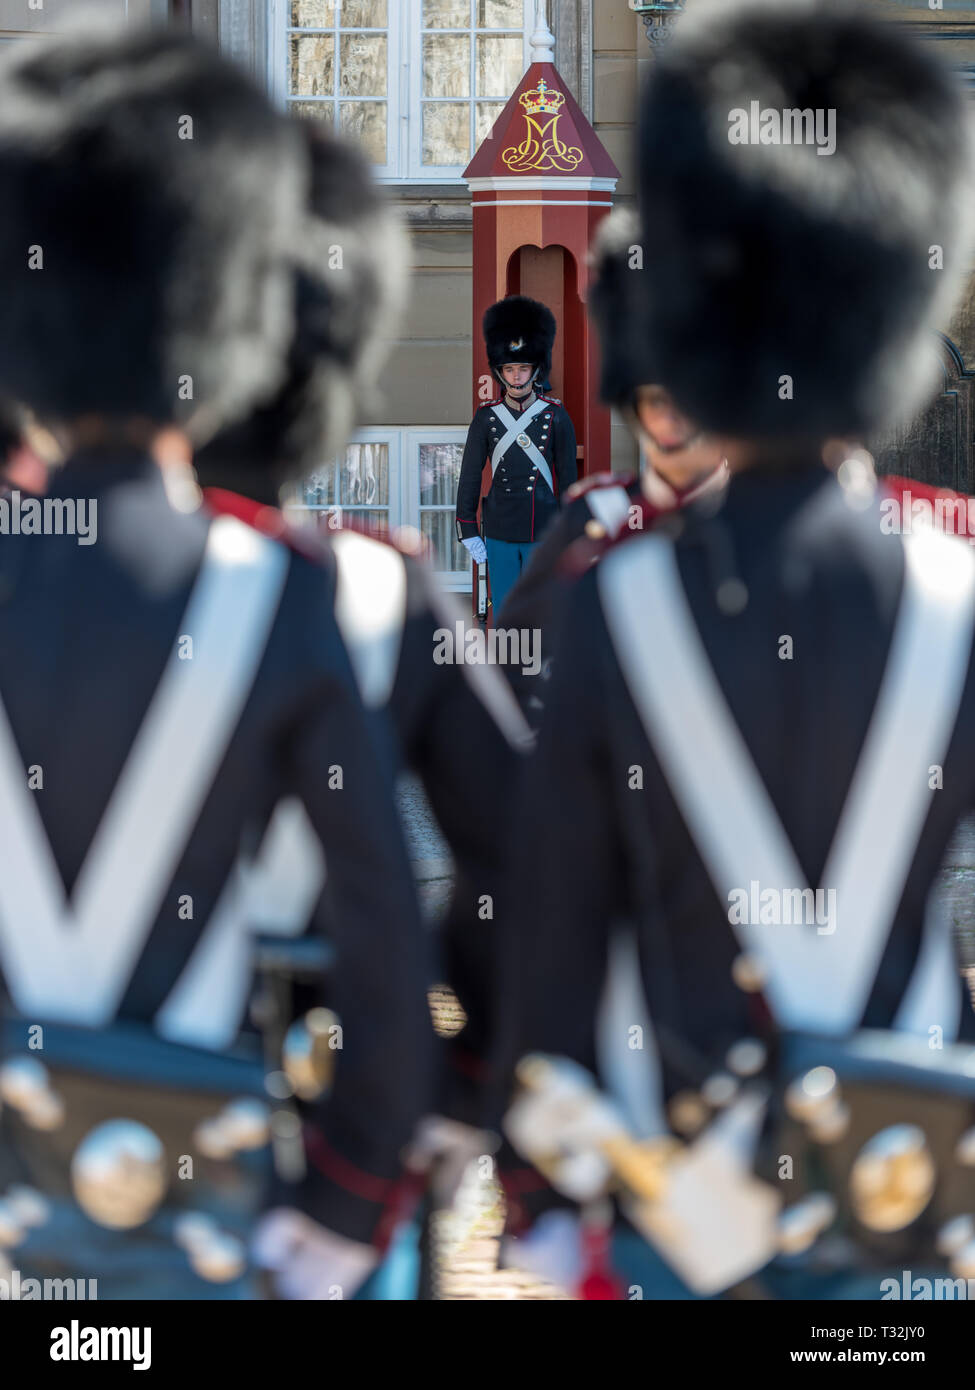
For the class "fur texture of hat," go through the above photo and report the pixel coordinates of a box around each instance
[484,296,556,389]
[0,26,306,436]
[594,0,974,441]
[195,123,406,495]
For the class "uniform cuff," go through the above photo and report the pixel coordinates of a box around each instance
[456,519,481,542]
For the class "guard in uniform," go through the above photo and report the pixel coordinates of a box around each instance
[195,122,533,1298]
[0,30,433,1300]
[455,296,577,617]
[494,0,975,1300]
[195,122,532,1142]
[501,365,727,723]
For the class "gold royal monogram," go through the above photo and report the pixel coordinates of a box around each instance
[502,79,583,174]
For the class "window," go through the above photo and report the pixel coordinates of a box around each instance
[287,428,400,537]
[286,428,469,586]
[414,431,468,575]
[270,0,531,181]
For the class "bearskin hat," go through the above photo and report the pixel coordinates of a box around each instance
[0,27,306,438]
[593,0,974,441]
[195,123,405,496]
[484,296,556,390]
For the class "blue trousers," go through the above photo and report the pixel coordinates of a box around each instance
[486,538,539,618]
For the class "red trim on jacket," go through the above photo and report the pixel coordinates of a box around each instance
[203,487,325,561]
[304,1130,398,1205]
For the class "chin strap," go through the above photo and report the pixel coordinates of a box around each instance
[495,365,543,404]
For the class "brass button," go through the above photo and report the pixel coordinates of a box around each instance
[731,952,766,992]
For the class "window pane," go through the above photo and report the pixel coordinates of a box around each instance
[290,34,335,97]
[475,101,504,146]
[477,0,523,26]
[340,508,390,538]
[301,459,338,506]
[340,442,389,506]
[340,102,387,163]
[422,103,469,165]
[288,101,336,127]
[423,0,470,26]
[339,34,387,96]
[476,34,522,97]
[423,34,471,98]
[339,0,387,26]
[290,0,335,25]
[421,512,467,571]
[419,443,464,506]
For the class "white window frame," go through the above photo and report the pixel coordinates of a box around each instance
[268,0,532,184]
[285,426,470,590]
[285,426,403,533]
[404,426,469,588]
[268,0,404,180]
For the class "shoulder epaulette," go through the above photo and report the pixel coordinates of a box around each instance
[566,471,638,503]
[602,496,682,554]
[203,487,325,563]
[881,474,969,506]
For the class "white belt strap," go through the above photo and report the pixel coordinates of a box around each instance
[586,484,631,538]
[330,529,408,710]
[599,527,975,1036]
[0,516,289,1025]
[491,400,554,494]
[157,796,326,1050]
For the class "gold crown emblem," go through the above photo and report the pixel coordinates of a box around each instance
[519,78,565,118]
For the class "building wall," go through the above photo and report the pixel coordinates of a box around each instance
[5,0,975,488]
[0,0,155,34]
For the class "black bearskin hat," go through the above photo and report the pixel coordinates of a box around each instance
[484,296,556,390]
[0,26,306,438]
[592,0,974,441]
[195,123,405,498]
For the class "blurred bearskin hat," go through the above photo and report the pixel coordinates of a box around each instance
[484,296,556,392]
[195,123,406,497]
[0,26,306,439]
[592,0,974,441]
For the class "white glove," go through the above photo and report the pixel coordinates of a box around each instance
[462,536,488,565]
[252,1207,379,1301]
[500,1210,584,1291]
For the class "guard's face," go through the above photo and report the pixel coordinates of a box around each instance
[634,385,697,452]
[501,363,534,389]
[634,384,725,491]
